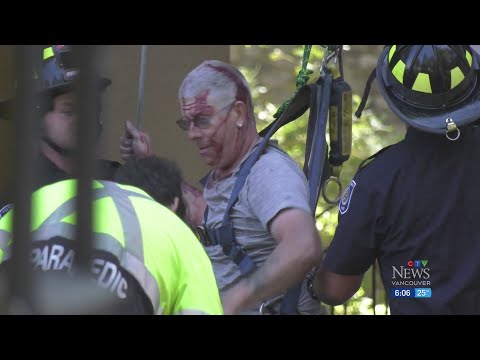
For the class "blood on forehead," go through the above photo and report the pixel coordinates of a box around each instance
[182,90,215,116]
[206,63,249,105]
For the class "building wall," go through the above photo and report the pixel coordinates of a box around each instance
[0,46,15,192]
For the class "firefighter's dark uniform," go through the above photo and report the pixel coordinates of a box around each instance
[323,124,480,314]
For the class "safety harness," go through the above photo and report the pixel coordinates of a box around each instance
[196,46,353,314]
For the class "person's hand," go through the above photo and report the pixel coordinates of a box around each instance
[119,120,152,161]
[182,182,206,227]
[221,281,251,315]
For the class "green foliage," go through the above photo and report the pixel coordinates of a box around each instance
[232,45,404,315]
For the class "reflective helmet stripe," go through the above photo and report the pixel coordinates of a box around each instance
[466,50,473,66]
[43,46,54,60]
[388,45,397,62]
[412,72,432,93]
[451,66,466,89]
[392,60,406,84]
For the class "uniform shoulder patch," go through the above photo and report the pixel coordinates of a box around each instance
[339,180,356,215]
[0,204,13,219]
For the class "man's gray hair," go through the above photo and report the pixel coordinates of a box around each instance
[179,60,255,123]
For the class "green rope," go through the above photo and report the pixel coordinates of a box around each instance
[273,45,313,119]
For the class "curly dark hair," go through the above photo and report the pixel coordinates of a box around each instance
[114,156,186,220]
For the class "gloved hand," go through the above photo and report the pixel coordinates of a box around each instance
[119,120,152,161]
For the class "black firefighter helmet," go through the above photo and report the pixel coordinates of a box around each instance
[39,45,111,95]
[0,45,111,119]
[377,45,480,135]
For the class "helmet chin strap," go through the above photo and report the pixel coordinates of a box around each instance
[354,68,377,119]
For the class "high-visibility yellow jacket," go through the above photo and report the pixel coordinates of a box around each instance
[0,179,223,315]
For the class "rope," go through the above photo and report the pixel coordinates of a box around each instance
[273,45,342,119]
[273,45,313,119]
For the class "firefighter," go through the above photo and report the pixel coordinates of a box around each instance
[0,45,120,218]
[312,45,480,315]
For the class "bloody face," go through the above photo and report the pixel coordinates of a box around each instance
[180,92,242,171]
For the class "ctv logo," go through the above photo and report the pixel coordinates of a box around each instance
[392,260,430,280]
[407,260,428,268]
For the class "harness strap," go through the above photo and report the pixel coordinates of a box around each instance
[198,143,268,276]
[280,75,333,314]
[304,73,333,212]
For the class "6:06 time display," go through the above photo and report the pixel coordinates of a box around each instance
[391,288,412,298]
[391,288,432,298]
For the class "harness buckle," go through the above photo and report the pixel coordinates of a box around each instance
[196,225,211,246]
[259,294,285,315]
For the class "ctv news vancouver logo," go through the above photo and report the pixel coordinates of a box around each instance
[391,260,430,286]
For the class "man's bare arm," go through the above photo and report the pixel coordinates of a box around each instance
[221,208,323,314]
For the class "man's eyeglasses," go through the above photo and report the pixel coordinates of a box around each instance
[176,102,235,131]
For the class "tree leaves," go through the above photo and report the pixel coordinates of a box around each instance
[232,45,405,314]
